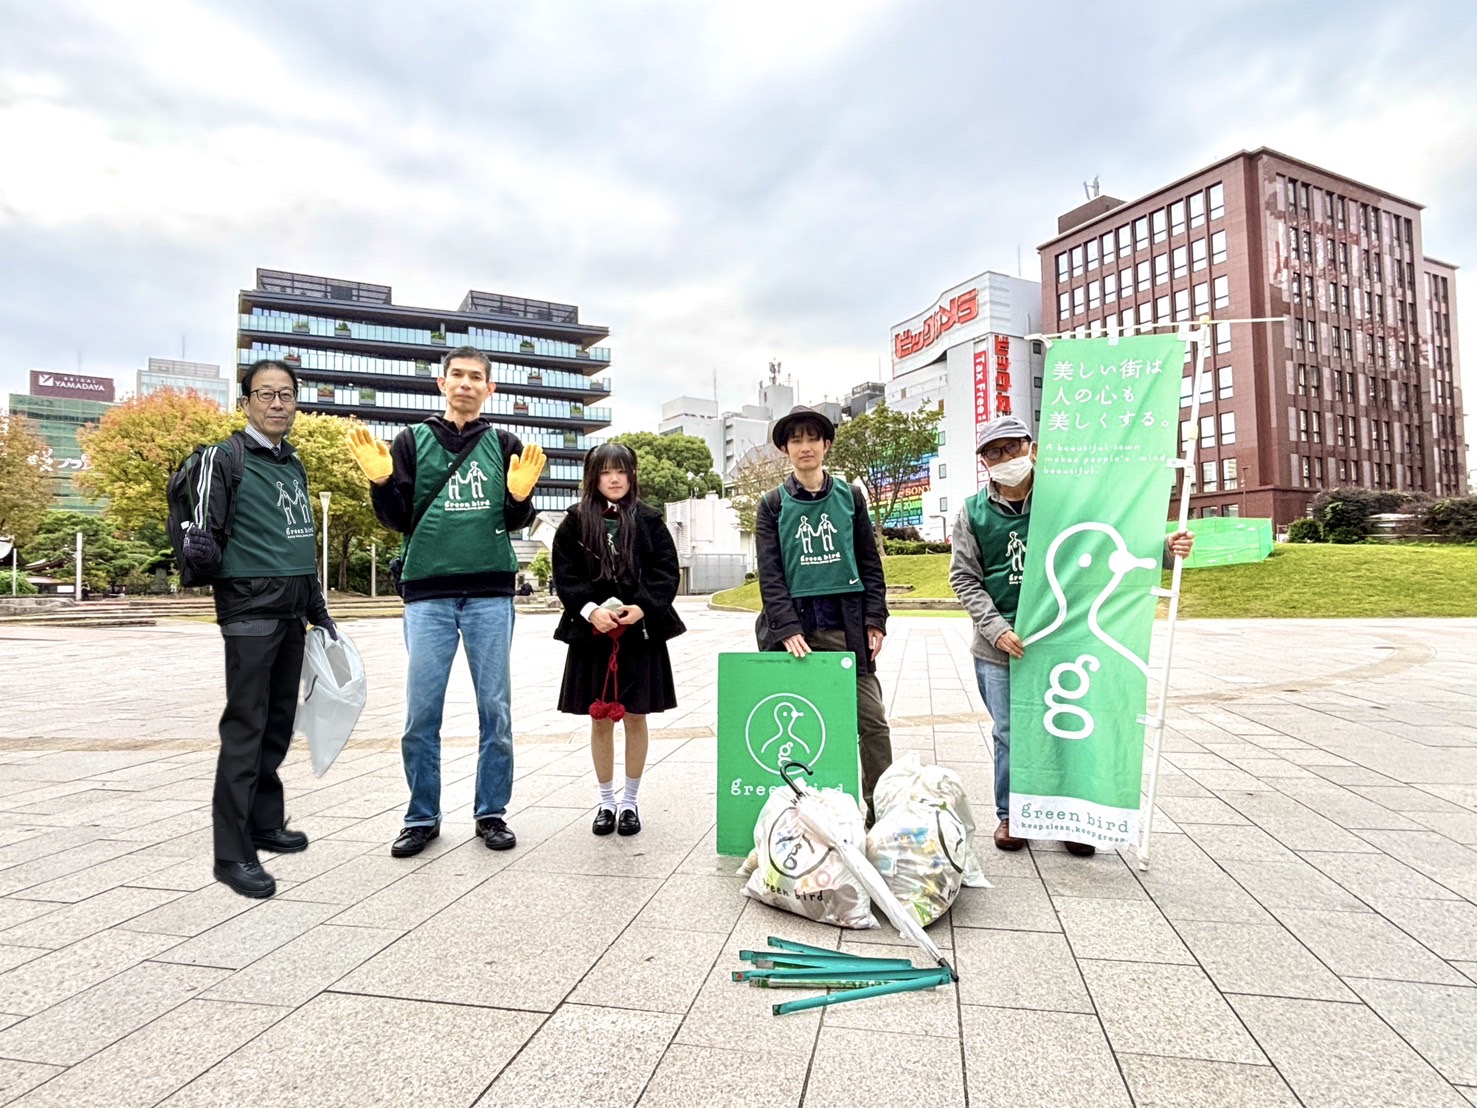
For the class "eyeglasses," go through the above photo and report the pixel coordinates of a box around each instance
[980,438,1028,463]
[248,389,298,405]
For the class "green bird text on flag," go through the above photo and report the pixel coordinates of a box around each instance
[1008,333,1187,847]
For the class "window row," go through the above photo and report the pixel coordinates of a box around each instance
[243,310,611,364]
[1180,412,1237,449]
[1061,273,1231,323]
[352,420,597,452]
[243,344,608,394]
[1179,365,1234,406]
[298,382,607,424]
[1056,183,1226,279]
[1284,178,1415,255]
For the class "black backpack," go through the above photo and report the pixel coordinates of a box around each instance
[166,434,245,587]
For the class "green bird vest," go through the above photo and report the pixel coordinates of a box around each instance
[777,479,864,598]
[401,424,518,581]
[217,448,319,579]
[964,490,1031,623]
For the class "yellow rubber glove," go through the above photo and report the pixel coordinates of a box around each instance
[345,426,393,484]
[506,442,546,501]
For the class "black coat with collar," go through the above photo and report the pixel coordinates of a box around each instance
[551,500,687,645]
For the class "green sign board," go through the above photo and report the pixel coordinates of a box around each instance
[1010,334,1186,847]
[716,652,860,856]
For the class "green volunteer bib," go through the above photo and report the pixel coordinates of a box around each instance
[401,424,518,581]
[964,489,1030,623]
[777,478,863,598]
[217,447,319,579]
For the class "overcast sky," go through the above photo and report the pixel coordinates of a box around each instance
[2,0,1474,461]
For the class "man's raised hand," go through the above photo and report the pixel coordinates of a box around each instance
[507,443,546,501]
[345,427,392,485]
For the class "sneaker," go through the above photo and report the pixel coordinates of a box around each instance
[391,824,439,858]
[477,816,517,851]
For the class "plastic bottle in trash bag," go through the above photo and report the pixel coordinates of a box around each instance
[738,787,879,929]
[864,753,988,926]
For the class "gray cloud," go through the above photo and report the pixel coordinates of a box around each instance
[2,0,1474,455]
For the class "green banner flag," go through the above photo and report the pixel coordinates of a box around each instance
[716,652,860,855]
[1009,333,1187,847]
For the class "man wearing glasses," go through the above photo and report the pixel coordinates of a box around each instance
[949,415,1193,856]
[181,359,337,899]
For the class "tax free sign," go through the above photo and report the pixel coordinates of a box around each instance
[1008,334,1185,847]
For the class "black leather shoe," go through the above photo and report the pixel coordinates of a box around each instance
[592,807,616,836]
[390,824,439,858]
[251,825,308,854]
[617,807,641,836]
[477,817,517,851]
[214,859,276,899]
[1064,840,1097,857]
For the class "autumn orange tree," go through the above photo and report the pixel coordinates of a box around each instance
[79,393,393,591]
[0,414,53,549]
[77,390,241,533]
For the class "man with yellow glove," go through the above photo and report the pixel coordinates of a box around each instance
[348,345,546,857]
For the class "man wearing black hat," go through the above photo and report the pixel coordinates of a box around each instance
[754,406,892,819]
[949,415,1194,856]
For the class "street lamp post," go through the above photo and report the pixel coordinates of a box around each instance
[319,491,332,594]
[370,541,377,598]
[75,530,83,602]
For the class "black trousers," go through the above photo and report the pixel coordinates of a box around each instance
[214,619,305,862]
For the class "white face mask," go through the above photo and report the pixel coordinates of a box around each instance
[988,455,1034,486]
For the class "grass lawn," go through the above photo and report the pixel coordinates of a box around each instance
[710,544,1477,619]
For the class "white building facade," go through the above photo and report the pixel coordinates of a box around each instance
[885,272,1045,541]
[659,379,796,478]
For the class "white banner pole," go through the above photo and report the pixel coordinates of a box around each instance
[1136,318,1212,870]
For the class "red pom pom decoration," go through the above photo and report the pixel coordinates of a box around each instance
[589,700,609,720]
[607,703,626,722]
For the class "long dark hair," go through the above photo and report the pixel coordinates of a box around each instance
[576,443,641,580]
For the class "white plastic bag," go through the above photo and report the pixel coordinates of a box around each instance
[738,786,879,930]
[294,627,366,777]
[864,753,989,927]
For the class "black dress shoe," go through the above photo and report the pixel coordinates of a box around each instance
[390,824,439,858]
[214,859,276,899]
[592,807,616,836]
[617,807,641,836]
[251,825,308,854]
[477,816,517,851]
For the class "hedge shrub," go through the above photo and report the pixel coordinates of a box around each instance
[1286,518,1323,543]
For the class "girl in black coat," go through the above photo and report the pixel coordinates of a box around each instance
[552,444,685,836]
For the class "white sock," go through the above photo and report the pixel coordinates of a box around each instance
[619,775,641,813]
[597,780,616,812]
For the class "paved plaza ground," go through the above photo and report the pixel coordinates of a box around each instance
[1,601,1475,1106]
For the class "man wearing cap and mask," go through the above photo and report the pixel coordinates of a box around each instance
[949,415,1194,856]
[755,405,892,821]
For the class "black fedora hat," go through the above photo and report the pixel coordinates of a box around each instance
[771,405,837,450]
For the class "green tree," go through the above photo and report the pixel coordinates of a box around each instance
[289,413,398,592]
[0,414,53,550]
[827,401,943,549]
[529,548,552,589]
[726,443,791,533]
[77,391,241,533]
[21,512,161,591]
[607,431,723,513]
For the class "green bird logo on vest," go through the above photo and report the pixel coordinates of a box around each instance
[1006,530,1027,585]
[796,512,840,566]
[275,480,315,540]
[444,459,491,512]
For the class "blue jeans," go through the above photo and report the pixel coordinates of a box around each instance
[973,656,1011,820]
[402,597,515,826]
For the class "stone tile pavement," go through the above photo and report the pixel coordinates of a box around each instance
[0,601,1474,1105]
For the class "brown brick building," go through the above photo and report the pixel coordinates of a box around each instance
[1038,148,1467,526]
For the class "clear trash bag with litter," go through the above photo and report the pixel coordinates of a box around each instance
[864,753,989,927]
[738,786,879,930]
[294,627,366,777]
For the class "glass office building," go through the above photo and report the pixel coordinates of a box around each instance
[236,270,613,512]
[7,393,113,513]
[137,358,230,409]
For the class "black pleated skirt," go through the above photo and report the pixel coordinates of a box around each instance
[557,632,678,716]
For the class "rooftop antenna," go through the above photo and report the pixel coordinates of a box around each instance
[1082,176,1101,201]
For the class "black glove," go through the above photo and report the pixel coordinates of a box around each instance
[181,528,221,571]
[315,614,339,641]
